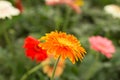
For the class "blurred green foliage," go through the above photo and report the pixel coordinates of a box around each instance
[0,0,120,80]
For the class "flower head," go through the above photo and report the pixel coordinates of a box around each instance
[39,31,86,64]
[0,0,20,19]
[23,36,47,62]
[104,4,120,18]
[42,55,65,78]
[89,36,115,58]
[15,0,23,13]
[66,0,84,13]
[45,0,61,5]
[45,0,84,13]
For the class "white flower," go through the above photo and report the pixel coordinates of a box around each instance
[104,4,120,18]
[0,0,20,19]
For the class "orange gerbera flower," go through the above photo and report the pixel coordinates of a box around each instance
[39,31,86,64]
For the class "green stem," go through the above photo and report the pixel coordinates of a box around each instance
[50,56,61,80]
[96,52,100,60]
[55,6,61,31]
[20,63,43,80]
[3,30,15,53]
[62,7,72,31]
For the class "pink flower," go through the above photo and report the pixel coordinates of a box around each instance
[89,36,115,58]
[45,0,61,5]
[45,0,84,13]
[66,0,82,13]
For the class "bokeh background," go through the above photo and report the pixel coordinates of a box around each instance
[0,0,120,80]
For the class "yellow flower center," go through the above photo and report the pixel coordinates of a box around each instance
[58,38,72,47]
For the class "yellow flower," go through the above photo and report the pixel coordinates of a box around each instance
[74,0,84,6]
[39,31,86,64]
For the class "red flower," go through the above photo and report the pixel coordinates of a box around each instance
[23,36,47,62]
[15,0,23,13]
